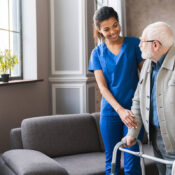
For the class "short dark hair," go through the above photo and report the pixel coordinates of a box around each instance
[93,6,119,42]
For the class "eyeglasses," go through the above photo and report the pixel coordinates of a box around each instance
[140,38,162,45]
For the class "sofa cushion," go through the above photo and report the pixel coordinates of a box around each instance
[0,157,16,175]
[54,152,105,175]
[21,114,101,157]
[2,149,68,175]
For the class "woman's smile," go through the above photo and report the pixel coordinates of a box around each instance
[110,33,118,39]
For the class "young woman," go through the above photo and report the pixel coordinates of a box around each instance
[88,6,144,175]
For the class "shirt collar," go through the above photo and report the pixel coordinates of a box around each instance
[147,45,175,72]
[151,54,166,70]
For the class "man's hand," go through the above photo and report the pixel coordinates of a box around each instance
[122,136,137,147]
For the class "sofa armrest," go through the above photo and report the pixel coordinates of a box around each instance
[2,149,68,175]
[10,128,23,149]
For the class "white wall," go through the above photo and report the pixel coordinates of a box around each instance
[49,0,97,114]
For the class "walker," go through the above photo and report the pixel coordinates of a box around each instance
[111,140,175,175]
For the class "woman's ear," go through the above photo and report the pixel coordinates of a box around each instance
[97,27,101,34]
[97,27,103,37]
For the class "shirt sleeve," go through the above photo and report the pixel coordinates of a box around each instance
[135,39,144,64]
[88,48,102,73]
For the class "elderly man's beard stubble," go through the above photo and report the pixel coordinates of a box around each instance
[141,44,155,59]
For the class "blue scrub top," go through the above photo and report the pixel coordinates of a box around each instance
[88,37,143,116]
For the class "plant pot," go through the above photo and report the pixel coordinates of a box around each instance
[1,74,10,82]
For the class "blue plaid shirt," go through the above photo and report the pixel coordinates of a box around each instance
[150,54,166,127]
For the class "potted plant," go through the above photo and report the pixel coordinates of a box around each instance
[0,49,19,82]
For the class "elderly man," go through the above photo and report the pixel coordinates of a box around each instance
[123,22,175,175]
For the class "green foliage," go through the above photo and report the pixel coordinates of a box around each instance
[0,49,19,74]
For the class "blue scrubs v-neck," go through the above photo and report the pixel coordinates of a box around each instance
[88,37,143,117]
[103,38,127,76]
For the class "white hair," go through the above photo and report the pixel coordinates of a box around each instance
[143,22,174,48]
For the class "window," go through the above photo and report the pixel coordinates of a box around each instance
[96,0,109,9]
[0,0,22,80]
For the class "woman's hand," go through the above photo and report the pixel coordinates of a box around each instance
[117,108,138,128]
[93,71,138,128]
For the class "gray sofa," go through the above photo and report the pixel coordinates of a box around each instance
[0,113,158,175]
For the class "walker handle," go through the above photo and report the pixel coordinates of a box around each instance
[111,139,145,175]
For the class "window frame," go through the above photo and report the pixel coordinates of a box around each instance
[96,0,109,9]
[0,0,23,81]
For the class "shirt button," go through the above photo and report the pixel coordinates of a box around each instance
[146,95,150,98]
[146,107,149,111]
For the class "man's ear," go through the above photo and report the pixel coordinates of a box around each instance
[153,41,161,52]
